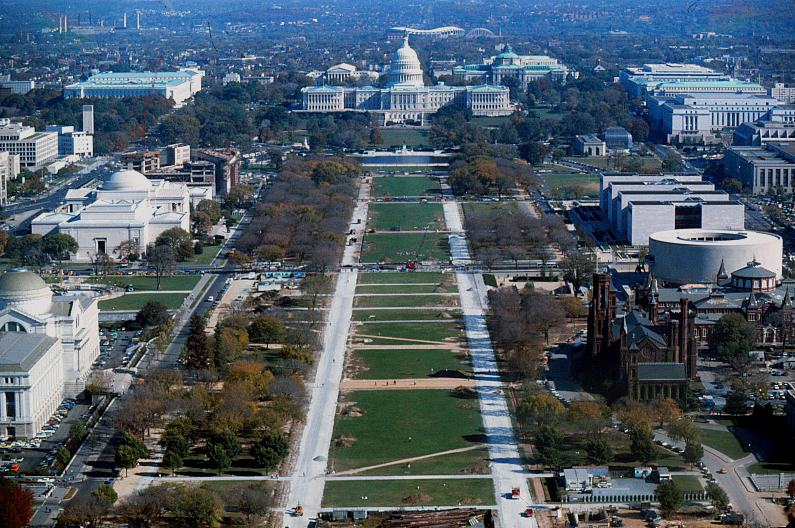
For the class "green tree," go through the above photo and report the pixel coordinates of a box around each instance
[115,444,140,477]
[585,436,614,465]
[160,431,190,458]
[42,233,78,262]
[706,482,730,510]
[268,149,283,170]
[534,424,564,467]
[135,300,169,329]
[123,433,149,459]
[91,484,118,505]
[171,486,222,528]
[162,450,183,475]
[251,430,289,471]
[69,422,87,443]
[723,390,749,415]
[147,245,175,290]
[182,314,212,369]
[682,442,704,469]
[55,447,71,468]
[196,199,222,224]
[154,227,191,251]
[517,141,548,166]
[248,317,285,348]
[207,429,241,458]
[206,443,231,475]
[629,426,658,465]
[709,313,755,373]
[656,479,683,518]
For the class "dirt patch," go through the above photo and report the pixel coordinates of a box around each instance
[459,498,484,505]
[451,386,478,399]
[402,494,433,505]
[459,403,477,409]
[334,435,357,448]
[339,402,363,417]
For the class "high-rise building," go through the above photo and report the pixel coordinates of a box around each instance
[0,120,58,168]
[82,105,94,135]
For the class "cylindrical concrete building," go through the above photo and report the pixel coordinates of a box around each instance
[648,229,782,285]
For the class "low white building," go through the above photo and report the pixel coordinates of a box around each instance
[64,69,204,105]
[574,134,607,156]
[31,169,199,261]
[724,143,795,194]
[0,119,58,168]
[45,125,93,157]
[619,63,730,98]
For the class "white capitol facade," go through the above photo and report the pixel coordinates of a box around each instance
[300,36,512,126]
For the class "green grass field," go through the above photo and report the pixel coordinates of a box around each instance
[368,202,445,231]
[542,173,600,198]
[352,321,463,343]
[322,478,494,507]
[89,275,201,291]
[330,390,485,473]
[462,201,519,216]
[372,176,441,197]
[351,348,471,379]
[379,129,430,148]
[98,292,188,311]
[352,309,462,321]
[747,461,795,474]
[360,233,450,263]
[354,294,458,309]
[671,475,703,493]
[356,283,457,294]
[358,272,453,284]
[529,108,564,121]
[356,447,489,476]
[182,245,223,265]
[699,428,749,460]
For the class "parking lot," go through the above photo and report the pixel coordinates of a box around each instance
[95,330,140,370]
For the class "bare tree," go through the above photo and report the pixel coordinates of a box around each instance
[147,245,175,290]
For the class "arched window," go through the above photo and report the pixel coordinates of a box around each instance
[1,322,26,332]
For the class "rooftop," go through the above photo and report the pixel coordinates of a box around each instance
[0,333,58,372]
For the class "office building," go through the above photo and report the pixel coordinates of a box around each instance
[45,126,93,157]
[772,83,795,104]
[83,105,94,135]
[619,63,730,98]
[0,120,58,168]
[0,76,35,95]
[0,152,19,205]
[724,143,795,194]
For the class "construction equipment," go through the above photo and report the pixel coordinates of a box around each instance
[510,487,520,499]
[525,507,534,517]
[294,503,303,516]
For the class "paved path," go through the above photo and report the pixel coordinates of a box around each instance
[339,378,476,390]
[330,445,488,476]
[441,189,535,528]
[284,179,370,527]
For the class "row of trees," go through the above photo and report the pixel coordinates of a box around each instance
[236,156,358,271]
[0,231,78,269]
[59,481,273,528]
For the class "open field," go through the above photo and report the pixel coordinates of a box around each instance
[671,475,704,493]
[355,447,490,476]
[462,201,518,216]
[330,389,485,473]
[352,309,462,321]
[322,478,495,507]
[557,429,689,470]
[699,428,749,460]
[379,129,430,148]
[529,108,564,121]
[356,283,457,294]
[349,348,471,379]
[368,202,445,231]
[89,275,201,291]
[542,173,599,198]
[352,321,463,343]
[358,272,453,284]
[98,292,188,311]
[372,176,441,197]
[564,155,663,172]
[182,245,223,265]
[354,294,458,309]
[360,233,450,263]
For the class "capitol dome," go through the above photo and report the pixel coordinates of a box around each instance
[0,268,53,316]
[387,35,425,88]
[101,169,153,192]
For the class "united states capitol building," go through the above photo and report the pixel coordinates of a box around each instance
[300,37,512,126]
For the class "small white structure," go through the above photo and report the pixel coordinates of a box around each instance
[634,467,652,478]
[45,125,93,157]
[654,467,671,482]
[575,134,607,156]
[31,169,203,261]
